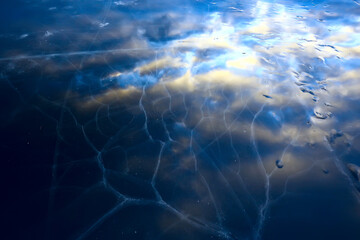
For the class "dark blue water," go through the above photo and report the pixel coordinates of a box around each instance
[1,0,360,239]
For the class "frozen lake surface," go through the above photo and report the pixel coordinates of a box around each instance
[2,0,360,239]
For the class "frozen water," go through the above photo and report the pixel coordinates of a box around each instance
[1,0,360,240]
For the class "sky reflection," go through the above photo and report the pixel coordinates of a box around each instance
[1,1,360,240]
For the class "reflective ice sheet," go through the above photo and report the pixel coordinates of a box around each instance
[2,0,360,239]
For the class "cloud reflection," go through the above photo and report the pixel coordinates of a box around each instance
[2,0,360,239]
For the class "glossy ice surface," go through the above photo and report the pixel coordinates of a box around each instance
[2,0,360,239]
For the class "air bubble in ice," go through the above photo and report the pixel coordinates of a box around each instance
[276,159,284,169]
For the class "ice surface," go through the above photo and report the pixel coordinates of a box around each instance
[1,0,360,239]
